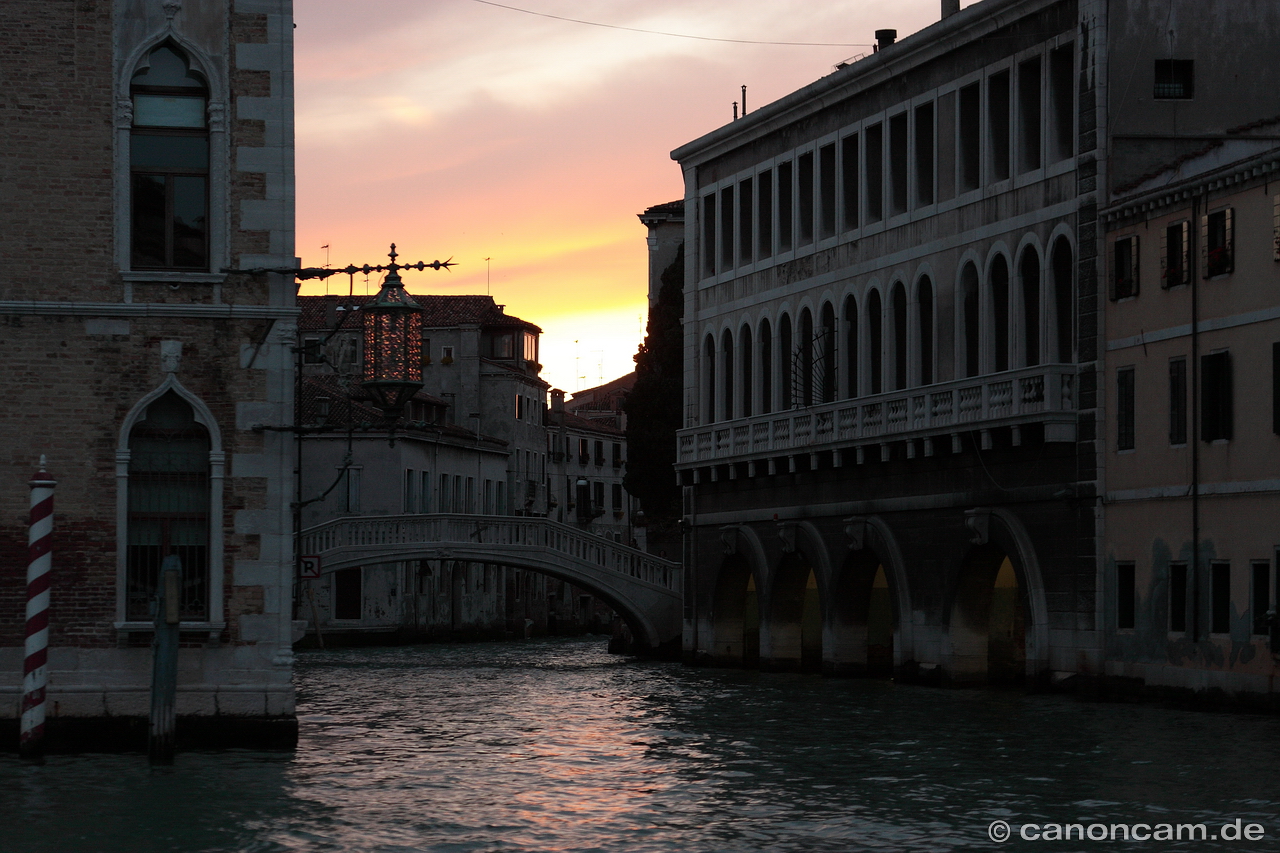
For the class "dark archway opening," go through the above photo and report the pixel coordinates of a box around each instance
[765,552,822,672]
[711,554,758,667]
[829,549,897,677]
[949,545,1027,685]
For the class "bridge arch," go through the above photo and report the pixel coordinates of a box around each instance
[301,514,682,654]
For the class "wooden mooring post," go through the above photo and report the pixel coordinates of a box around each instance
[149,554,182,764]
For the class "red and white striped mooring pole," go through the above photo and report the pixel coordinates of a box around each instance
[21,456,55,758]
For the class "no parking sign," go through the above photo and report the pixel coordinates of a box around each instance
[300,555,322,579]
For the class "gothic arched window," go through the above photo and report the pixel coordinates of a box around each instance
[126,391,211,620]
[130,43,209,270]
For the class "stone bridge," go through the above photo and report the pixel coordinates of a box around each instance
[299,514,683,653]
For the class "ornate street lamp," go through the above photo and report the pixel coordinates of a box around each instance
[361,245,423,418]
[227,243,452,421]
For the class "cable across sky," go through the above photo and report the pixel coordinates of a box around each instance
[466,0,873,47]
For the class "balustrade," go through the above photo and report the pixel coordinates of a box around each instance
[676,363,1077,466]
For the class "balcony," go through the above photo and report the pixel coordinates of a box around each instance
[676,363,1076,470]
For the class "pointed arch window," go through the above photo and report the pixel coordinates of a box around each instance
[130,43,209,270]
[126,391,211,621]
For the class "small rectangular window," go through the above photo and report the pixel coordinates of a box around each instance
[1169,562,1188,632]
[757,169,773,258]
[1017,57,1042,173]
[612,441,622,467]
[864,124,883,223]
[302,336,322,365]
[778,160,794,250]
[420,470,430,513]
[797,152,814,245]
[841,134,859,231]
[1169,357,1187,445]
[1117,367,1135,451]
[1252,561,1272,635]
[1153,59,1194,99]
[818,143,837,239]
[1202,208,1234,277]
[1117,561,1136,630]
[1048,44,1074,162]
[738,177,753,266]
[958,83,981,191]
[404,468,417,513]
[611,482,623,510]
[889,112,908,216]
[333,567,362,620]
[1201,350,1233,442]
[592,480,605,509]
[914,102,934,207]
[701,193,716,277]
[441,345,453,362]
[719,185,735,269]
[594,440,604,465]
[345,467,361,514]
[988,69,1011,182]
[1211,561,1231,634]
[1112,235,1139,300]
[1161,221,1189,287]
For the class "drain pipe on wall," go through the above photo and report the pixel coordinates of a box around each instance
[1190,194,1201,643]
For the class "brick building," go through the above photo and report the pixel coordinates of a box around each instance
[0,1,298,748]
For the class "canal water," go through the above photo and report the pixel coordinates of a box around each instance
[4,636,1280,852]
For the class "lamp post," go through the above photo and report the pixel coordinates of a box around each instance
[227,244,453,625]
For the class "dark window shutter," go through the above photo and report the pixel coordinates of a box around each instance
[1273,342,1280,436]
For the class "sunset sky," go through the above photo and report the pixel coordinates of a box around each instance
[294,0,949,392]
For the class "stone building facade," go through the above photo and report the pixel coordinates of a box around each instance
[547,390,635,545]
[294,295,616,643]
[671,0,1280,701]
[674,0,1098,683]
[0,0,297,748]
[1102,139,1280,703]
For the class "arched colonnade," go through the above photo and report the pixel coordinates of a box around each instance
[701,234,1076,424]
[706,508,1050,684]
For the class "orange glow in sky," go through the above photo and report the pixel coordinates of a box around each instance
[295,1,946,391]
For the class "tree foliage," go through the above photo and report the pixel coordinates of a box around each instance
[624,244,684,520]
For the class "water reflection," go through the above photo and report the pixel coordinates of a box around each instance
[3,637,1279,852]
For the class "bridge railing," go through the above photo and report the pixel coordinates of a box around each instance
[299,514,681,592]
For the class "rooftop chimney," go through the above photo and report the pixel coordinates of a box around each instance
[875,29,897,51]
[942,0,960,18]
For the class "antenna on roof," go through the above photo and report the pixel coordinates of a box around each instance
[741,85,747,115]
